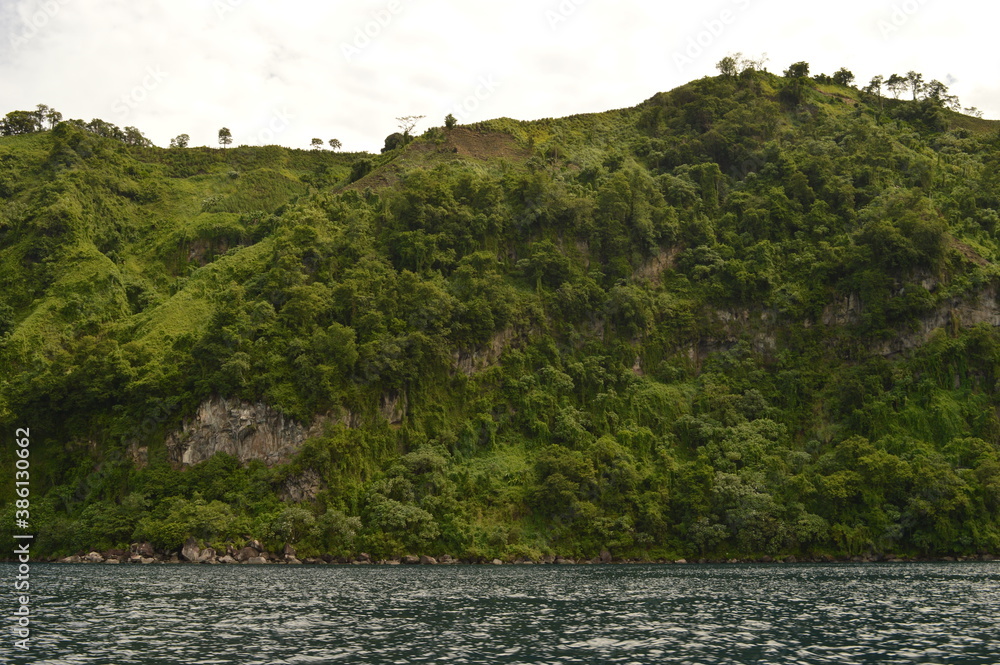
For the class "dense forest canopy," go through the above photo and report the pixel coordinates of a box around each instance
[3,64,1000,562]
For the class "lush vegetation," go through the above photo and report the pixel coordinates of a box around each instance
[3,65,1000,562]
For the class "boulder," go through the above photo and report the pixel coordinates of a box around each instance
[600,549,612,564]
[236,546,259,562]
[197,547,217,564]
[129,555,144,564]
[131,542,156,558]
[246,539,264,551]
[218,555,238,564]
[104,559,119,564]
[283,544,296,558]
[287,556,303,565]
[401,555,420,565]
[60,555,82,563]
[85,552,104,564]
[419,555,437,565]
[141,557,156,564]
[247,556,268,564]
[674,559,688,564]
[181,537,200,562]
[439,554,455,564]
[491,558,503,565]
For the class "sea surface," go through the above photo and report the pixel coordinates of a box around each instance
[2,561,998,664]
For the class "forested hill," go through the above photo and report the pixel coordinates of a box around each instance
[3,64,1000,563]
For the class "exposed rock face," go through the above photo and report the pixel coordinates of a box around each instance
[684,285,1000,364]
[280,469,323,502]
[162,396,329,467]
[380,392,407,425]
[452,328,517,375]
[875,286,1000,356]
[821,293,864,327]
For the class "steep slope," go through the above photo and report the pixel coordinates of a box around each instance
[3,70,1000,562]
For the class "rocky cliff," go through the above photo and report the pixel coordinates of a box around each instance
[160,396,328,467]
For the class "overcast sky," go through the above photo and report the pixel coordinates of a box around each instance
[1,0,996,152]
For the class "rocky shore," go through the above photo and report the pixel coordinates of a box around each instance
[17,540,999,566]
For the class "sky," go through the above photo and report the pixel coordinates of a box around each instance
[1,0,996,153]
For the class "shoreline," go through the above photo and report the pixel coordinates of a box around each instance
[7,551,998,566]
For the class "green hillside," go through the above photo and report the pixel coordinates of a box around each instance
[3,67,1000,562]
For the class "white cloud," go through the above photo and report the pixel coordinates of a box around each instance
[0,0,996,152]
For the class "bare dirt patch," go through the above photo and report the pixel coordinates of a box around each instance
[342,128,530,193]
[950,237,990,267]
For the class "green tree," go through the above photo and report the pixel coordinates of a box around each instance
[123,126,152,146]
[886,73,907,99]
[716,55,739,77]
[45,107,62,129]
[170,133,190,148]
[382,132,405,153]
[218,127,233,149]
[784,61,810,78]
[865,75,885,109]
[906,70,924,100]
[1,110,41,135]
[832,68,855,86]
[923,79,960,110]
[310,138,323,150]
[444,113,457,129]
[328,138,342,150]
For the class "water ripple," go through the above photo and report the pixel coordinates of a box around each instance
[2,562,998,664]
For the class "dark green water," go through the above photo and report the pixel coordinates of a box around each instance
[2,562,998,664]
